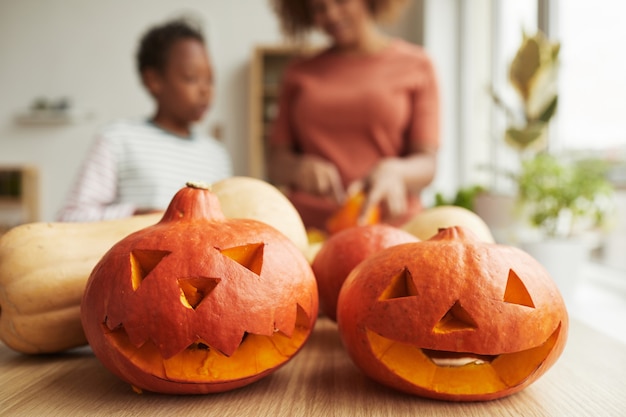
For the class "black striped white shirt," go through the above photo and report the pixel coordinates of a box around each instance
[58,120,233,222]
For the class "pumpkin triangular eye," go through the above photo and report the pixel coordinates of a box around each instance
[433,301,477,334]
[179,277,221,309]
[503,269,535,308]
[220,243,264,275]
[378,267,418,300]
[130,249,171,290]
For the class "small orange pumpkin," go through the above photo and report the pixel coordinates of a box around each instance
[337,226,568,401]
[312,224,418,321]
[81,182,318,394]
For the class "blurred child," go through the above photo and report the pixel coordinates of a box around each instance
[58,17,232,222]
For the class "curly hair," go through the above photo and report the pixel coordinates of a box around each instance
[269,0,409,39]
[136,17,205,73]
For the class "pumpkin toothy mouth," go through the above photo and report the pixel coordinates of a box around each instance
[103,306,311,383]
[366,323,562,396]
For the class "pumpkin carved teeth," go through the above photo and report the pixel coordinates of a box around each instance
[104,307,312,383]
[188,341,211,351]
[422,349,498,367]
[186,334,248,354]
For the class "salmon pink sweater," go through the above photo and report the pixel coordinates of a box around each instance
[271,39,440,230]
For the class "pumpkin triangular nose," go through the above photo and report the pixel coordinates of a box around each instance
[220,243,265,275]
[433,301,477,334]
[178,277,221,309]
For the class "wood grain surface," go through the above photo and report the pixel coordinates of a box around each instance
[1,317,624,417]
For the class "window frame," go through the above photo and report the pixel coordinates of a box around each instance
[422,0,550,199]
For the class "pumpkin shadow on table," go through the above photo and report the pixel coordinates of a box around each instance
[9,324,544,415]
[15,325,335,413]
[299,322,434,405]
[24,345,288,415]
[3,345,141,414]
[28,347,136,394]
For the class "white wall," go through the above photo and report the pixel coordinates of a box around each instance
[0,0,442,222]
[0,0,286,221]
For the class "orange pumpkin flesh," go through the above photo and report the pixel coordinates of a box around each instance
[337,226,568,401]
[81,183,318,394]
[366,324,562,397]
[326,191,380,235]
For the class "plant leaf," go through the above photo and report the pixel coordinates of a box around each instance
[505,124,547,151]
[538,96,558,123]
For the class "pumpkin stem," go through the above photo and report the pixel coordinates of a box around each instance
[431,226,480,242]
[159,183,225,223]
[186,181,212,191]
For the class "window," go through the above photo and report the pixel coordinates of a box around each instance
[422,0,625,200]
[488,0,539,192]
[553,0,626,151]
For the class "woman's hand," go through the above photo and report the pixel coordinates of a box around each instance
[294,155,345,204]
[358,148,438,223]
[268,145,345,203]
[359,158,409,221]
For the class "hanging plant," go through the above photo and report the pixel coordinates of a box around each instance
[491,30,561,153]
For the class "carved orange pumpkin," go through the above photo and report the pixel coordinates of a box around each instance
[312,224,418,321]
[337,226,568,401]
[81,182,318,394]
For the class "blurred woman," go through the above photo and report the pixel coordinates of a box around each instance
[268,0,440,230]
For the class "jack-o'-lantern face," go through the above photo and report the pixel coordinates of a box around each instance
[337,227,568,401]
[81,183,318,394]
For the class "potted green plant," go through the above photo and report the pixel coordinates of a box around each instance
[516,153,613,238]
[516,152,614,302]
[433,185,485,211]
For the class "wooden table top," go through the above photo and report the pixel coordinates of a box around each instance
[1,316,625,417]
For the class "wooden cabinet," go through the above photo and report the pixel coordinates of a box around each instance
[0,165,39,234]
[248,44,316,179]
